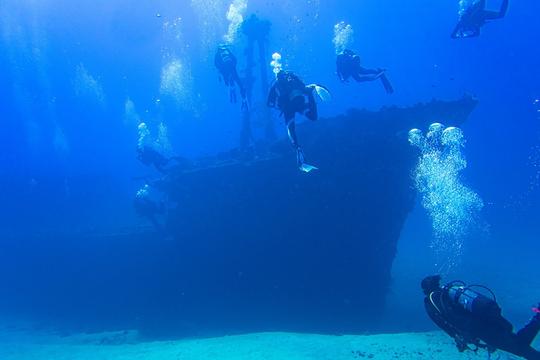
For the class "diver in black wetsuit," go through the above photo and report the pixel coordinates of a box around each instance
[134,184,167,233]
[422,275,540,360]
[137,146,191,175]
[336,49,394,94]
[137,145,171,174]
[267,70,329,172]
[451,0,509,38]
[215,45,248,109]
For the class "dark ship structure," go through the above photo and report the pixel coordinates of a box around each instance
[0,96,478,337]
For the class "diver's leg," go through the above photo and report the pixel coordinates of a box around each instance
[232,70,247,101]
[379,73,394,94]
[351,73,363,82]
[232,71,243,92]
[146,215,163,233]
[223,73,231,87]
[517,313,540,346]
[358,67,381,76]
[523,348,540,360]
[286,120,314,172]
[352,73,381,83]
[485,313,540,360]
[286,116,318,172]
[286,117,299,149]
[305,93,318,121]
[286,118,303,167]
[499,0,509,17]
[484,0,509,19]
[353,68,384,82]
[230,85,237,103]
[496,335,540,360]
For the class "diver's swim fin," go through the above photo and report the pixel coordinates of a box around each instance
[308,84,332,102]
[299,163,318,173]
[296,148,318,173]
[379,73,394,94]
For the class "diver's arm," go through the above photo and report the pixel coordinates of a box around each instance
[267,84,278,107]
[336,58,347,82]
[337,68,346,82]
[424,296,462,342]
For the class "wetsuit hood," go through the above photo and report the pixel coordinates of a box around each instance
[422,275,442,295]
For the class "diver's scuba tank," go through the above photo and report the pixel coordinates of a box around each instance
[215,46,237,71]
[443,281,501,319]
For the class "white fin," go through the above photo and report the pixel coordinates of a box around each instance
[299,163,319,173]
[308,84,332,102]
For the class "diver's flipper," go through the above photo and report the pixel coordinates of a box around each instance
[296,148,318,173]
[299,163,318,173]
[379,73,394,94]
[308,84,332,102]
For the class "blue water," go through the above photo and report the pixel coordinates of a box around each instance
[0,0,539,344]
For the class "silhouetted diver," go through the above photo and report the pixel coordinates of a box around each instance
[336,49,394,94]
[267,70,330,172]
[422,275,540,360]
[451,0,509,38]
[215,45,248,110]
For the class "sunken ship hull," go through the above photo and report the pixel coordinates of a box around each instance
[0,97,477,336]
[157,96,478,334]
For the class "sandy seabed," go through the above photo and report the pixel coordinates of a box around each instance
[0,327,511,360]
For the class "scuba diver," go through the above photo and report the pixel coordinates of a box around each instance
[137,145,171,174]
[133,184,167,234]
[214,45,248,109]
[137,145,193,176]
[336,49,394,94]
[136,122,190,175]
[267,69,330,172]
[451,0,509,39]
[422,275,540,360]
